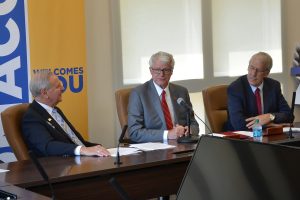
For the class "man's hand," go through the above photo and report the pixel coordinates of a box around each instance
[80,145,110,157]
[167,124,189,139]
[246,113,272,129]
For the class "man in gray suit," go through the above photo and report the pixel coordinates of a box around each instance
[128,51,199,143]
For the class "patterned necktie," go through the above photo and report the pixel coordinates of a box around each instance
[52,109,85,146]
[161,90,173,130]
[255,88,262,115]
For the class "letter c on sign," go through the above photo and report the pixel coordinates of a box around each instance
[0,0,19,56]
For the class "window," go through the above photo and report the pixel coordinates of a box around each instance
[212,0,282,76]
[120,0,203,84]
[115,0,282,134]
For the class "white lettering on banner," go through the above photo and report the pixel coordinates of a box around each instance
[0,18,20,56]
[0,56,22,98]
[0,0,28,103]
[0,0,17,15]
[0,0,20,97]
[0,0,28,162]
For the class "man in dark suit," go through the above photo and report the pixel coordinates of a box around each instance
[226,52,292,131]
[22,71,110,157]
[128,51,199,143]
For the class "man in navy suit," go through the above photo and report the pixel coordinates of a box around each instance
[226,52,292,131]
[128,51,199,143]
[22,71,110,157]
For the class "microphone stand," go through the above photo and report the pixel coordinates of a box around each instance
[187,110,191,136]
[114,125,128,166]
[193,112,213,135]
[288,91,296,139]
[288,123,294,139]
[114,143,122,165]
[177,97,212,135]
[177,108,199,143]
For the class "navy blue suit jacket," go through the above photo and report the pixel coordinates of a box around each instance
[22,100,96,157]
[226,75,292,131]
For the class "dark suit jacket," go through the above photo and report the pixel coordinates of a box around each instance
[128,80,199,143]
[226,75,292,131]
[22,100,96,157]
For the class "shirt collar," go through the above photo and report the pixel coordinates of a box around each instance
[250,82,264,93]
[152,80,170,96]
[36,100,55,114]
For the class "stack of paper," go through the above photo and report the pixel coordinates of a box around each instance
[209,133,225,137]
[130,142,175,151]
[283,127,300,133]
[234,131,253,137]
[0,169,9,173]
[108,147,141,157]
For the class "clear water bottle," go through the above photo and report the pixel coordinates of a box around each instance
[253,119,262,142]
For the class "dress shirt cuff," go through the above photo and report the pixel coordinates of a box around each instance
[75,146,82,156]
[163,130,168,143]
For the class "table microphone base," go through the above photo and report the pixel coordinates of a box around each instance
[177,135,199,143]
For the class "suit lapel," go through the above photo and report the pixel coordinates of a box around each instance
[242,76,259,115]
[169,84,179,124]
[31,101,71,138]
[262,81,271,113]
[148,80,166,124]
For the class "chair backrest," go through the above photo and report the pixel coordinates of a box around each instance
[202,85,228,133]
[1,103,30,161]
[115,88,132,140]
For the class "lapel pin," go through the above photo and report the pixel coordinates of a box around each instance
[46,121,55,129]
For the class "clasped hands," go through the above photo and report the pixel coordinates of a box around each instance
[168,124,189,139]
[246,113,273,129]
[80,145,110,157]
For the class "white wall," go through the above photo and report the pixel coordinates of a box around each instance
[85,0,117,148]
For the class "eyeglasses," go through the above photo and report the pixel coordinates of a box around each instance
[248,66,268,73]
[150,67,173,75]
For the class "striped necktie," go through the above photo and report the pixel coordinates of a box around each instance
[52,108,85,146]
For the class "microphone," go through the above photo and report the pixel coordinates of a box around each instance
[177,97,212,133]
[288,91,296,139]
[28,151,56,200]
[114,125,128,165]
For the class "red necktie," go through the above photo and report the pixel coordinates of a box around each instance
[255,88,262,115]
[161,90,173,130]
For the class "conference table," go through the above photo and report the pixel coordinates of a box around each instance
[1,131,300,200]
[0,140,196,200]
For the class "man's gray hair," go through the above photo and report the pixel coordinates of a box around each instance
[149,51,175,68]
[30,70,53,97]
[249,52,273,71]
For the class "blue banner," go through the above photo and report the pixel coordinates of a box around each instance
[0,0,29,105]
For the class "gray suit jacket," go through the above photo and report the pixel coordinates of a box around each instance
[128,80,199,143]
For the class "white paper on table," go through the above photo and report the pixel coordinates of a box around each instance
[129,142,176,151]
[210,133,226,137]
[234,131,253,137]
[0,169,9,173]
[283,127,300,133]
[107,147,141,157]
[295,84,300,104]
